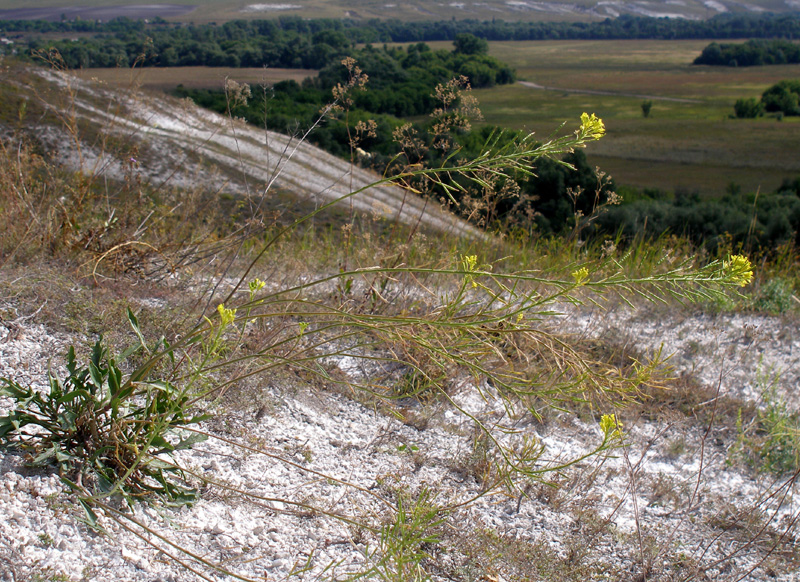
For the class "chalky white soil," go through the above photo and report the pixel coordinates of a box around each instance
[2,302,799,581]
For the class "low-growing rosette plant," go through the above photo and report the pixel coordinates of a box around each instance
[0,309,208,515]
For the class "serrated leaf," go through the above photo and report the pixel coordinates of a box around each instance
[147,458,173,470]
[150,434,173,453]
[0,378,31,399]
[0,416,18,439]
[186,413,211,425]
[32,446,57,466]
[96,473,115,494]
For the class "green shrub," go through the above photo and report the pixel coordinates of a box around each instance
[750,277,796,314]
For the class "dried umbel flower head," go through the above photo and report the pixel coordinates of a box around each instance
[329,57,370,114]
[224,79,252,108]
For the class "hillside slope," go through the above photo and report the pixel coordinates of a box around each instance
[2,60,482,239]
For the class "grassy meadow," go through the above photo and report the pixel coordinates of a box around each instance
[470,39,800,196]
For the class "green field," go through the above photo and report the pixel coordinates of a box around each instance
[471,39,800,196]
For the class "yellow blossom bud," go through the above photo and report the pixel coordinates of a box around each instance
[571,267,589,285]
[723,254,753,287]
[217,304,237,326]
[600,414,623,439]
[579,112,605,140]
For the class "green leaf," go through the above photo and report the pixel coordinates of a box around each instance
[96,473,115,494]
[172,432,207,451]
[108,360,122,394]
[120,343,141,361]
[0,416,18,439]
[150,434,173,453]
[0,378,32,399]
[88,360,105,393]
[77,498,101,531]
[90,340,105,370]
[186,413,211,425]
[127,307,149,354]
[32,446,57,466]
[66,346,77,377]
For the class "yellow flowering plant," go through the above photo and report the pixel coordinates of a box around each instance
[578,112,606,140]
[571,267,590,286]
[724,254,754,287]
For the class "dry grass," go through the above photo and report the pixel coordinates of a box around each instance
[78,66,317,92]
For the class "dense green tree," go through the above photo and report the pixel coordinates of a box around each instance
[761,80,800,115]
[453,33,488,55]
[733,97,764,118]
[694,39,800,67]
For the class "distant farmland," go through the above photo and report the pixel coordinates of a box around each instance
[476,39,800,196]
[79,66,316,92]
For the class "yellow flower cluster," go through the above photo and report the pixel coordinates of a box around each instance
[249,278,266,294]
[579,112,606,140]
[217,303,237,326]
[600,413,623,440]
[571,267,589,285]
[461,254,478,272]
[723,254,754,287]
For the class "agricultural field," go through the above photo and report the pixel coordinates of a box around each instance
[469,39,800,196]
[80,66,316,92]
[0,0,797,24]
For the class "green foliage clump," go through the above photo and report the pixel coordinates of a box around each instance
[749,277,796,314]
[732,380,800,476]
[732,79,800,119]
[761,79,800,116]
[596,185,800,253]
[733,97,764,119]
[0,313,207,511]
[694,39,800,67]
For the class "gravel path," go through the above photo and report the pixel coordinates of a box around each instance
[518,80,702,104]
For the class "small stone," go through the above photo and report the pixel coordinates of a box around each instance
[269,558,288,570]
[121,548,149,571]
[9,509,25,521]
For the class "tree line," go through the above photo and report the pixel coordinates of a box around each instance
[596,179,800,253]
[2,12,800,68]
[694,39,800,67]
